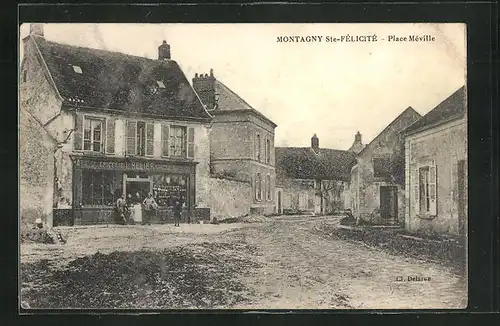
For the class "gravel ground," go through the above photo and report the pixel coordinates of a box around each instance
[20,215,467,310]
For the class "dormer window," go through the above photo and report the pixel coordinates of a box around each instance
[72,65,83,74]
[156,80,166,88]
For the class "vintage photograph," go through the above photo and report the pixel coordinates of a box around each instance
[19,23,467,310]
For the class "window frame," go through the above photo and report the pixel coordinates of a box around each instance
[416,161,437,217]
[169,125,188,158]
[83,116,105,153]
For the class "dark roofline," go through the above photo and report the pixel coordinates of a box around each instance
[401,86,466,136]
[215,80,277,128]
[403,112,465,137]
[28,35,212,122]
[356,106,422,157]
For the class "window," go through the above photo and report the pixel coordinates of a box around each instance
[373,157,391,178]
[83,118,104,152]
[82,170,118,206]
[418,164,437,215]
[170,126,187,157]
[255,173,262,201]
[256,134,261,161]
[22,70,27,83]
[266,139,271,164]
[72,65,83,74]
[125,121,154,156]
[162,124,170,156]
[299,193,308,210]
[266,174,271,200]
[157,80,166,88]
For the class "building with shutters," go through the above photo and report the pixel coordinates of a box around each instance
[402,86,467,236]
[20,25,212,226]
[274,134,357,215]
[348,107,422,226]
[192,70,277,216]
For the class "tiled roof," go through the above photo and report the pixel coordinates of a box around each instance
[403,86,466,135]
[213,80,277,127]
[29,35,211,121]
[275,147,356,182]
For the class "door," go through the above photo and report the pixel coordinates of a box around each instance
[380,186,398,220]
[276,190,282,214]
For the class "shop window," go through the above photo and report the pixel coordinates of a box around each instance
[151,174,188,207]
[170,126,187,157]
[82,170,119,206]
[83,118,104,152]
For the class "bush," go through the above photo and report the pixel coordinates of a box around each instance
[20,225,54,244]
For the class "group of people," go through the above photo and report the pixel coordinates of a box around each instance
[114,192,184,226]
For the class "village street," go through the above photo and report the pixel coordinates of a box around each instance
[20,215,466,310]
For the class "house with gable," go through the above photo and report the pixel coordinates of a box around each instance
[20,24,213,226]
[349,107,422,226]
[403,86,467,236]
[192,70,277,216]
[275,134,357,215]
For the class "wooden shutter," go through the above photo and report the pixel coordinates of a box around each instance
[413,167,419,215]
[106,118,115,154]
[73,113,84,151]
[429,164,437,216]
[100,119,107,154]
[125,120,136,156]
[187,127,195,158]
[146,122,154,156]
[162,124,170,157]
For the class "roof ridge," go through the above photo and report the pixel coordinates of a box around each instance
[31,34,177,65]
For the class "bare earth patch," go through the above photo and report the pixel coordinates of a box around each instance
[20,216,467,310]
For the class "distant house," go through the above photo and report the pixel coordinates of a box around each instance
[20,24,213,226]
[349,107,422,226]
[275,134,356,215]
[193,70,277,216]
[403,86,467,235]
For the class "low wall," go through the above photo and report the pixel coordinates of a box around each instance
[209,177,251,220]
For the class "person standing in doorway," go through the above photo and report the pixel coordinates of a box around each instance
[142,192,158,226]
[115,194,127,225]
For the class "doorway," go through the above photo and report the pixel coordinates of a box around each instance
[276,189,282,214]
[380,186,398,220]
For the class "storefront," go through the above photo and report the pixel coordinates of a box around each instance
[70,155,197,225]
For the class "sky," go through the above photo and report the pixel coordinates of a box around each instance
[19,23,466,149]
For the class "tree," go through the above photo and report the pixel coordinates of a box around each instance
[312,180,345,214]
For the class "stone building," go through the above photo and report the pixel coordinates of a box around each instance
[193,70,277,216]
[275,134,356,215]
[349,107,422,225]
[403,86,467,235]
[20,25,213,225]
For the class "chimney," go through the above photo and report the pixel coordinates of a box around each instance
[311,134,319,153]
[29,23,44,37]
[349,131,364,154]
[193,69,216,110]
[355,131,362,143]
[158,40,171,60]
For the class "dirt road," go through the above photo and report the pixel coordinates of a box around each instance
[20,215,467,309]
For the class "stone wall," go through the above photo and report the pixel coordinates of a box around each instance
[405,118,467,235]
[208,177,252,220]
[19,107,56,227]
